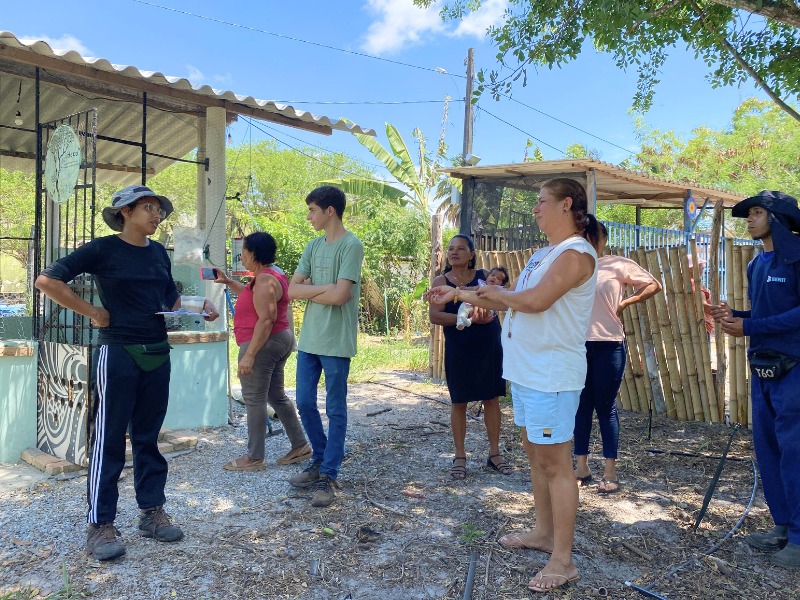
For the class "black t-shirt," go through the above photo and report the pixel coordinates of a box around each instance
[40,235,180,345]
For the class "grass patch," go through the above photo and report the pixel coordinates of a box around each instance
[229,333,428,387]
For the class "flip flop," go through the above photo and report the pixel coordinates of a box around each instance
[598,478,621,494]
[528,572,580,593]
[276,443,312,465]
[223,457,266,471]
[576,474,593,487]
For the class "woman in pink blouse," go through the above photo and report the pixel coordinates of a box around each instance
[574,220,661,493]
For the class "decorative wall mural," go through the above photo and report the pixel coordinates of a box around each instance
[37,341,91,466]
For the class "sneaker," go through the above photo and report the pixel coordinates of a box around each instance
[747,525,789,552]
[311,474,338,507]
[138,506,184,542]
[288,459,322,488]
[86,523,126,561]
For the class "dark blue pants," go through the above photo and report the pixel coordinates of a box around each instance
[751,363,800,545]
[87,345,171,524]
[574,341,625,458]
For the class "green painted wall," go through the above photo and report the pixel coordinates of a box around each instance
[0,344,38,463]
[165,340,229,430]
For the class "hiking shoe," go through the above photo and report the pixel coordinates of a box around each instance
[86,523,126,561]
[771,542,800,569]
[747,525,789,551]
[288,459,322,488]
[138,506,184,542]
[311,474,338,507]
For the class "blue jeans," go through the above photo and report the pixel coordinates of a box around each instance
[573,341,625,459]
[295,351,350,480]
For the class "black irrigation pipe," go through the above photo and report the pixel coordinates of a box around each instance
[693,424,740,531]
[462,549,479,600]
[626,455,759,600]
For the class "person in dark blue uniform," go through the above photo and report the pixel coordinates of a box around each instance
[712,190,800,570]
[35,185,219,561]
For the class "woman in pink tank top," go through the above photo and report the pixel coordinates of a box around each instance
[215,232,310,471]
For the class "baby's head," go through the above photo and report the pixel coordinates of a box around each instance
[486,266,509,287]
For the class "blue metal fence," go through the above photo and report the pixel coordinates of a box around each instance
[476,221,760,300]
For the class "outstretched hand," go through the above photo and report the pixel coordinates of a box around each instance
[427,285,456,305]
[719,317,745,337]
[710,302,733,321]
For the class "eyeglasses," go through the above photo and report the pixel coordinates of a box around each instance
[139,202,167,219]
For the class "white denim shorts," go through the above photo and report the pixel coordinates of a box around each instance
[511,382,581,445]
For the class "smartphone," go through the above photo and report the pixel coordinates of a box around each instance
[199,267,218,280]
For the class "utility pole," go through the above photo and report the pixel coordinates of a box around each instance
[459,48,475,236]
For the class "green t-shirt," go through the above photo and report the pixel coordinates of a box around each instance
[296,231,364,358]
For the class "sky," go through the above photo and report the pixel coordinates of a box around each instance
[2,0,770,179]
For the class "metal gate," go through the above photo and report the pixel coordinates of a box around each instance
[34,110,97,466]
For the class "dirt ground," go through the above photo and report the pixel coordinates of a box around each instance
[2,370,799,599]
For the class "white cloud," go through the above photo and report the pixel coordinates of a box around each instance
[361,0,445,55]
[19,34,91,56]
[186,65,206,83]
[360,0,507,55]
[452,0,507,38]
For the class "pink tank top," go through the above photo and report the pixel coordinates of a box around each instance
[233,267,290,345]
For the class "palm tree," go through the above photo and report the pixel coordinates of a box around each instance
[318,113,458,218]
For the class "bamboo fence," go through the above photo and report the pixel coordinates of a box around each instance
[428,240,757,426]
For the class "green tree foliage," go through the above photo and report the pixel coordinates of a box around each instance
[415,0,800,122]
[0,169,35,267]
[609,98,800,232]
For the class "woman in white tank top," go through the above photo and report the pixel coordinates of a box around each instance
[428,178,599,593]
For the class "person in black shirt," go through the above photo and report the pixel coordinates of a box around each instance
[35,185,219,561]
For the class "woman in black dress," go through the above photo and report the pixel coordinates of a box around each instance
[429,235,508,479]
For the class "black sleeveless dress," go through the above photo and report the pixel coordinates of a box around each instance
[442,270,506,403]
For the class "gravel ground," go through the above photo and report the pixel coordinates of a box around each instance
[2,371,800,599]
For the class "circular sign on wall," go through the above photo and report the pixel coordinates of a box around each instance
[685,196,698,219]
[44,124,82,205]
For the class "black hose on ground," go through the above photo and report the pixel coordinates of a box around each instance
[462,549,479,600]
[626,454,759,600]
[692,423,740,531]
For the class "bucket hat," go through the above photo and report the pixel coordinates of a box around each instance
[102,185,174,232]
[731,191,800,232]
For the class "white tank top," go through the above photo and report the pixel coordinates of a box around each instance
[501,236,597,392]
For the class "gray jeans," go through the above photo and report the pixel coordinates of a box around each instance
[238,329,306,460]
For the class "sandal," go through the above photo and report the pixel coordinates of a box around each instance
[276,443,312,465]
[576,474,593,487]
[223,456,266,471]
[451,456,467,480]
[598,478,621,494]
[486,454,512,475]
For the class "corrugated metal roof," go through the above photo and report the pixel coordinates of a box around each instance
[441,158,747,209]
[0,30,375,184]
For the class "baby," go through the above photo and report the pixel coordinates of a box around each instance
[455,267,510,329]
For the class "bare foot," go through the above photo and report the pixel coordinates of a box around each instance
[497,530,553,553]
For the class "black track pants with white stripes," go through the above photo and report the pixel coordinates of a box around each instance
[87,344,170,525]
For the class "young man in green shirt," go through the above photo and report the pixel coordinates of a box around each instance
[288,186,364,507]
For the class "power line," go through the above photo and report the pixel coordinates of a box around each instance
[241,117,377,177]
[501,94,637,155]
[130,0,463,77]
[239,117,386,171]
[476,106,565,155]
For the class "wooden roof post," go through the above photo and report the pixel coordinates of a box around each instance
[586,168,596,215]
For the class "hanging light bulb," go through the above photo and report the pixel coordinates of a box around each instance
[14,111,23,126]
[227,131,233,145]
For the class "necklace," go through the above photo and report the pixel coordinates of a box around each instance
[446,269,474,288]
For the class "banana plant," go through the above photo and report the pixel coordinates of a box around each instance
[397,278,428,335]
